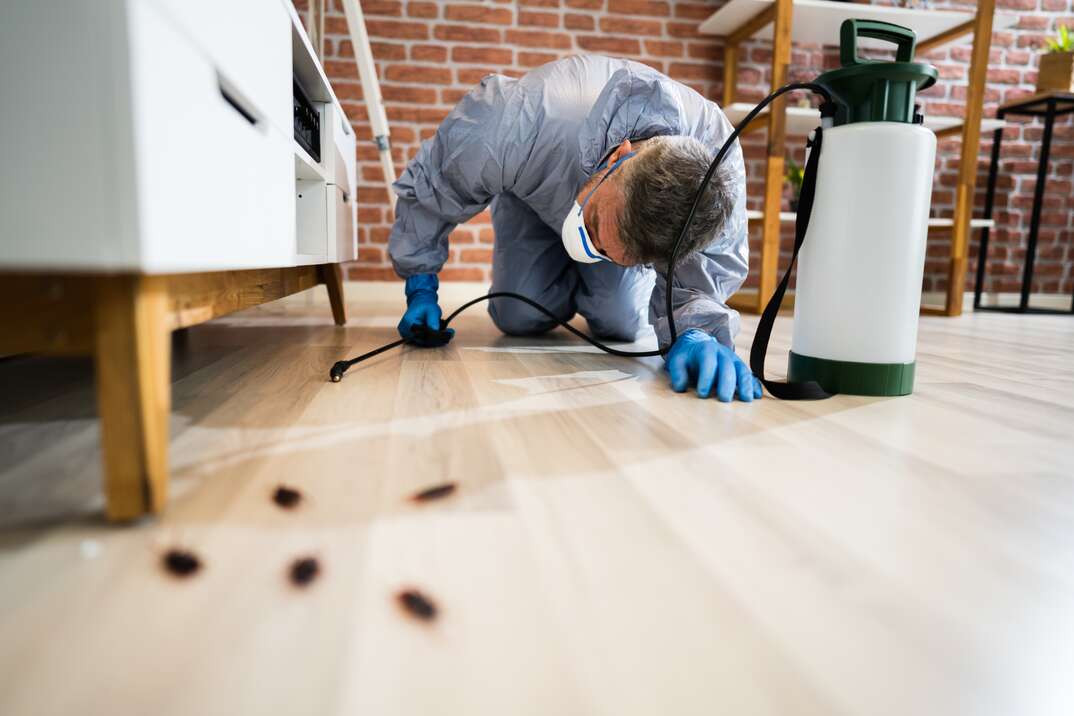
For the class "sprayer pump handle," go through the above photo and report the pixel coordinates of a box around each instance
[840,19,917,67]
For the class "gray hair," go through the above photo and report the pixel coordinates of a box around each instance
[616,136,735,265]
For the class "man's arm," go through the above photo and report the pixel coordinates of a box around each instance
[388,75,517,278]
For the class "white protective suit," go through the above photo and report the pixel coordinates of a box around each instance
[388,55,748,348]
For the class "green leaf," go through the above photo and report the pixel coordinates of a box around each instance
[1045,24,1073,53]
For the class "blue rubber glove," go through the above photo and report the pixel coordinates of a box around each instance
[665,329,762,402]
[397,274,455,347]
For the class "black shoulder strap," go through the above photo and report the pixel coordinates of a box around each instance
[748,127,833,401]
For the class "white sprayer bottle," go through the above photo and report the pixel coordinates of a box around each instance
[789,19,938,396]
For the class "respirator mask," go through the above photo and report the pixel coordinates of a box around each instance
[560,151,636,263]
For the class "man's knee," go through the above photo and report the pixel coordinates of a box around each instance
[585,306,649,342]
[488,297,569,336]
[575,265,654,342]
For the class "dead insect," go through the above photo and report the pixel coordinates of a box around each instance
[410,482,457,503]
[272,485,303,509]
[162,549,201,578]
[396,589,438,621]
[289,556,320,587]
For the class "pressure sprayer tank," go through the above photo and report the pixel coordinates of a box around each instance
[789,20,939,396]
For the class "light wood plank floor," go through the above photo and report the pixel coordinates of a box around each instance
[1,281,1073,716]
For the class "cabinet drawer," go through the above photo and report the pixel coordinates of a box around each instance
[328,184,356,263]
[294,183,356,263]
[129,1,294,272]
[321,101,357,198]
[148,0,291,133]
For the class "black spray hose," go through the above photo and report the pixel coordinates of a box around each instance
[329,291,663,382]
[331,81,833,384]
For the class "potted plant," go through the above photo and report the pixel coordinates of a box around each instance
[1037,25,1073,93]
[786,157,804,212]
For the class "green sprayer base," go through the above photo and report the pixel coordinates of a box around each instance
[787,351,916,396]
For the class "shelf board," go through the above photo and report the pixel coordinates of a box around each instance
[744,209,993,230]
[745,210,798,222]
[928,218,994,230]
[724,102,1006,137]
[294,143,329,182]
[927,116,1007,136]
[728,288,795,312]
[699,0,1016,49]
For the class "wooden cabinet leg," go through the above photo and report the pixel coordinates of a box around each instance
[93,277,171,521]
[321,263,347,326]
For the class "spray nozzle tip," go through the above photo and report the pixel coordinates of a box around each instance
[329,361,348,383]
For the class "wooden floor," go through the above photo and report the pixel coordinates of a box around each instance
[1,281,1073,716]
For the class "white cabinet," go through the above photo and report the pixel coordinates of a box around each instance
[0,0,358,273]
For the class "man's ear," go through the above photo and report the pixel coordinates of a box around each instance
[608,139,633,164]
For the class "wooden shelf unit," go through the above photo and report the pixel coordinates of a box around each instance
[701,0,1018,316]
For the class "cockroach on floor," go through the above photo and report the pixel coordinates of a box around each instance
[396,588,438,622]
[162,549,201,578]
[272,485,303,509]
[410,482,457,503]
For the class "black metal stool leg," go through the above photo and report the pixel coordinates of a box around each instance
[975,118,1004,309]
[1020,98,1055,312]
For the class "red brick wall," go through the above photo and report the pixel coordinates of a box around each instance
[299,0,1073,296]
[920,0,1074,296]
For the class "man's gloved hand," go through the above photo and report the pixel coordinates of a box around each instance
[665,328,762,403]
[397,273,455,347]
